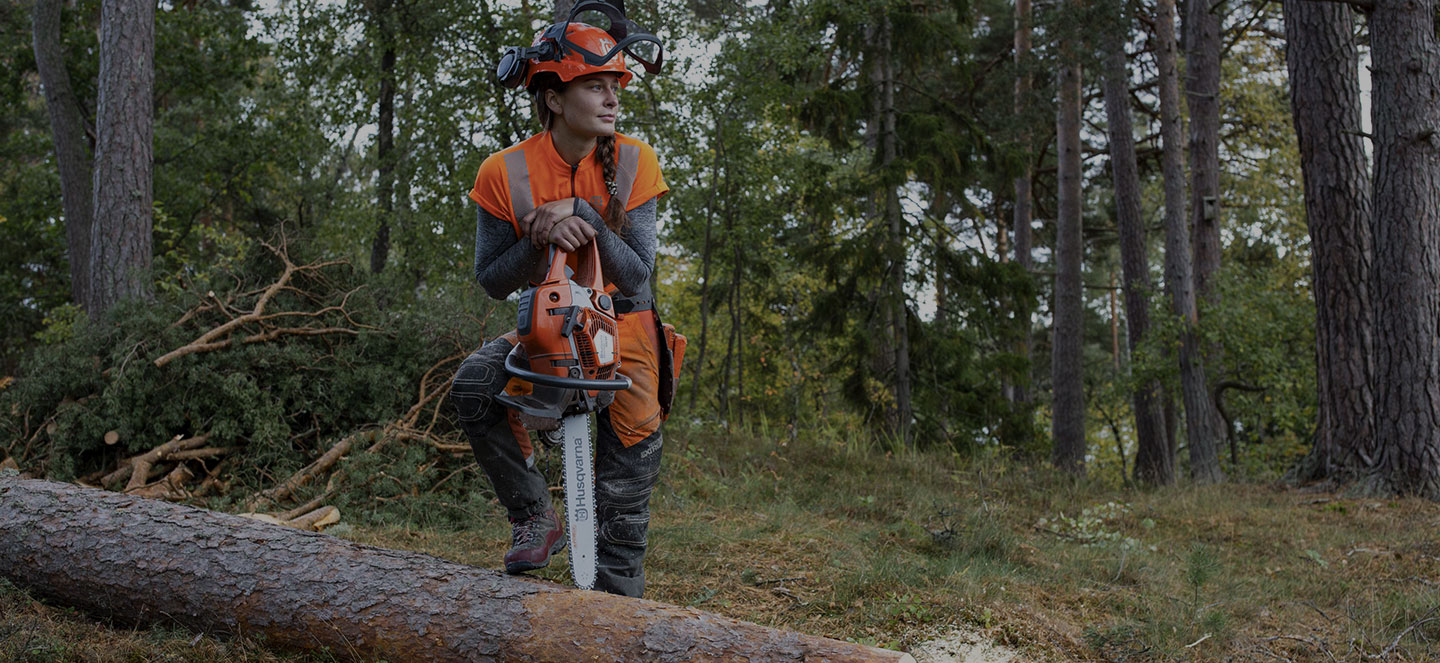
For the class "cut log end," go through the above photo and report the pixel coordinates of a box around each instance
[104,431,120,446]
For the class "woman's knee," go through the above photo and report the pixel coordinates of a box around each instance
[449,338,514,424]
[599,511,650,548]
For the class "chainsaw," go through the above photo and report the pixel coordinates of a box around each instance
[495,241,630,590]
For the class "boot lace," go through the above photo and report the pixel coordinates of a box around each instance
[511,514,544,545]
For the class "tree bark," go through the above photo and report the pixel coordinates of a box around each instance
[878,13,913,446]
[1155,0,1225,483]
[370,0,397,274]
[689,122,721,411]
[1051,30,1085,474]
[720,204,738,422]
[32,0,94,311]
[1185,0,1223,305]
[0,477,914,663]
[1367,0,1440,497]
[733,243,745,427]
[1282,0,1374,486]
[1102,19,1171,486]
[90,0,155,317]
[1011,0,1034,407]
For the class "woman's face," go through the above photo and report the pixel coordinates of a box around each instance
[547,73,622,139]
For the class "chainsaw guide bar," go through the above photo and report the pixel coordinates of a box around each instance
[561,412,598,590]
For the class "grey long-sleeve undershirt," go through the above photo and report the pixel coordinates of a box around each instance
[473,197,657,300]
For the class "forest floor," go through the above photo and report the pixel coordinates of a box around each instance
[2,424,1439,662]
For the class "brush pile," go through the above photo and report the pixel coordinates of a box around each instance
[0,232,505,529]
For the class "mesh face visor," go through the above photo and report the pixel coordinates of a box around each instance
[564,0,663,73]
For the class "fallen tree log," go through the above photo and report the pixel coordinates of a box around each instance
[0,477,913,663]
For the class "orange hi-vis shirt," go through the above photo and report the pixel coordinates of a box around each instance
[468,132,670,448]
[469,131,668,237]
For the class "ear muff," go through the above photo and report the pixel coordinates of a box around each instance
[496,47,529,88]
[494,30,566,88]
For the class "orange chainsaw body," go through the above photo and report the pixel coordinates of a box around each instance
[497,242,630,427]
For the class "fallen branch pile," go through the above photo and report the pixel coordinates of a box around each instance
[243,343,477,513]
[77,433,217,494]
[69,433,334,529]
[154,234,370,369]
[3,227,500,531]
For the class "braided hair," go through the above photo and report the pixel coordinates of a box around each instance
[531,74,631,233]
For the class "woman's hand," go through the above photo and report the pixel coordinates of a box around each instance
[546,216,598,252]
[520,198,581,248]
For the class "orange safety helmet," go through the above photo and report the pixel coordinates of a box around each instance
[495,1,662,89]
[527,23,633,88]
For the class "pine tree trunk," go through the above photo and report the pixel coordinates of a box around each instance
[1155,0,1225,483]
[1368,0,1440,497]
[1011,0,1034,407]
[1051,38,1085,474]
[720,201,738,422]
[1185,0,1222,305]
[733,246,745,427]
[1282,0,1374,485]
[689,132,719,410]
[32,0,94,311]
[370,0,397,274]
[879,14,913,446]
[90,0,155,317]
[0,477,912,663]
[1102,22,1171,486]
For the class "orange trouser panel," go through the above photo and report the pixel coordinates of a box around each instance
[494,331,535,460]
[610,309,664,447]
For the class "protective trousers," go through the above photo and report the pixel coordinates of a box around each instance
[449,335,663,598]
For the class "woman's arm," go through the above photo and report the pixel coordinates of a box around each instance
[571,197,657,297]
[473,206,546,300]
[476,196,659,299]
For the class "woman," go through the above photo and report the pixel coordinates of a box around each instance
[450,21,669,598]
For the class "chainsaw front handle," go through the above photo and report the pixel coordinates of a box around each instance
[545,242,604,292]
[505,346,632,391]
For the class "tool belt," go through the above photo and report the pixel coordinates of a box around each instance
[613,294,653,314]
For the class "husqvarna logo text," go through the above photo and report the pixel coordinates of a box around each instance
[572,435,590,521]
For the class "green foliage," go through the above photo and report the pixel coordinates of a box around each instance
[0,234,502,499]
[1037,500,1145,550]
[1201,259,1316,477]
[0,0,1332,483]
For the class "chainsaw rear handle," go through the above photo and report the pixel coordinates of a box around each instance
[504,346,632,391]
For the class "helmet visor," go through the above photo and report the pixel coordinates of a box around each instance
[563,1,664,73]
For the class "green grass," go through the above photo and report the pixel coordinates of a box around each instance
[5,423,1440,661]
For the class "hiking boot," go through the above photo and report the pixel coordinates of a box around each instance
[504,508,565,574]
